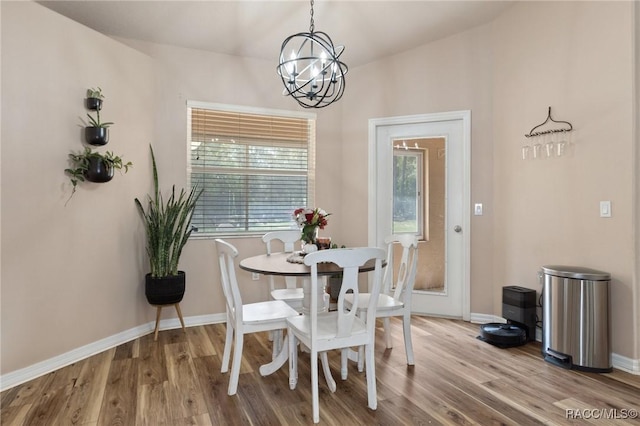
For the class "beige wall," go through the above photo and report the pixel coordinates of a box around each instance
[1,0,638,380]
[491,1,636,358]
[1,2,154,374]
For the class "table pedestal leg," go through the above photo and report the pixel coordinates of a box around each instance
[259,335,289,376]
[302,277,329,315]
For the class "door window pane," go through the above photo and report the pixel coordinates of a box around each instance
[393,149,423,238]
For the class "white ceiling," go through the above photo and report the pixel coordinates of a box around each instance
[38,0,514,68]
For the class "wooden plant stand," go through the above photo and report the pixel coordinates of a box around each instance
[152,303,186,341]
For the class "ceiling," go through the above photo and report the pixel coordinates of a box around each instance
[38,1,514,68]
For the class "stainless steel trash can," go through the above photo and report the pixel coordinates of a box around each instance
[541,265,611,372]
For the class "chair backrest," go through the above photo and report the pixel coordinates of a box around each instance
[383,234,419,305]
[215,239,243,325]
[262,230,300,290]
[262,230,300,255]
[304,247,386,338]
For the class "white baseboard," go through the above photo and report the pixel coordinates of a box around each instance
[611,353,640,374]
[470,312,639,375]
[469,313,505,324]
[0,313,226,392]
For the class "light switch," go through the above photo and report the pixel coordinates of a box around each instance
[474,203,483,216]
[600,201,611,218]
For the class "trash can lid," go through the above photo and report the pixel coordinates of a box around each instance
[541,265,610,281]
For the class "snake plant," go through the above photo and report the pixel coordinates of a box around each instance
[135,145,202,278]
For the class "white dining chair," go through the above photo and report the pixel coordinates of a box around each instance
[287,247,385,424]
[344,234,418,370]
[215,238,299,396]
[262,230,304,311]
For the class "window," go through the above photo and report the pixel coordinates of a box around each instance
[393,149,424,239]
[187,102,316,235]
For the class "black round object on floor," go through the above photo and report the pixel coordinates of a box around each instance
[478,323,527,348]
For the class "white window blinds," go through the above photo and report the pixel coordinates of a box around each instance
[188,103,315,235]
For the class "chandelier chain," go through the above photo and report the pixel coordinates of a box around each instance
[309,0,315,33]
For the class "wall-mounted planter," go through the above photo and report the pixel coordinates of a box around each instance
[85,127,109,145]
[86,97,103,111]
[84,157,114,183]
[65,147,132,201]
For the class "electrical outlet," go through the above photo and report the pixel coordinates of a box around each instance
[252,272,260,280]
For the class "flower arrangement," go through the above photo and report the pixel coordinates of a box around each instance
[293,207,330,244]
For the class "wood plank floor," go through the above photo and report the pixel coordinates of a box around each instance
[2,317,639,425]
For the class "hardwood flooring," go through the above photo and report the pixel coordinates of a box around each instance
[2,317,639,425]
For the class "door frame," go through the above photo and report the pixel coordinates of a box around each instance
[368,111,471,321]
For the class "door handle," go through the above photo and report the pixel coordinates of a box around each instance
[454,225,462,233]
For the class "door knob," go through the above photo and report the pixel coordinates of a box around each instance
[454,225,462,233]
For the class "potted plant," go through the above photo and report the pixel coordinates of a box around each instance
[84,87,113,146]
[86,87,104,110]
[65,147,132,199]
[134,145,203,306]
[85,107,114,145]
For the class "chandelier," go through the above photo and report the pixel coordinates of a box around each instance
[277,0,348,108]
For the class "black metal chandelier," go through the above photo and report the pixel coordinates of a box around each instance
[277,0,348,108]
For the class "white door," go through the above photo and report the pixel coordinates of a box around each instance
[368,111,470,320]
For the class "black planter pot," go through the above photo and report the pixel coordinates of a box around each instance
[145,271,186,305]
[85,127,109,145]
[84,157,114,183]
[86,97,103,111]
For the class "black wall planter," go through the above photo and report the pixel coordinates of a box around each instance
[84,157,113,183]
[86,97,103,111]
[85,127,109,145]
[145,271,186,305]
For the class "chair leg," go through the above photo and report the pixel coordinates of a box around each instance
[221,320,233,373]
[403,313,415,365]
[357,345,365,372]
[365,342,378,410]
[311,350,320,423]
[320,352,336,392]
[288,331,298,390]
[228,332,244,395]
[153,306,162,341]
[174,303,186,332]
[383,317,393,348]
[340,349,349,380]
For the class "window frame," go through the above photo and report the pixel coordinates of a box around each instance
[186,101,317,238]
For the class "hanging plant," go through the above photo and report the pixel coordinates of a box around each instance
[84,87,113,145]
[65,147,132,202]
[86,87,105,110]
[85,108,114,146]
